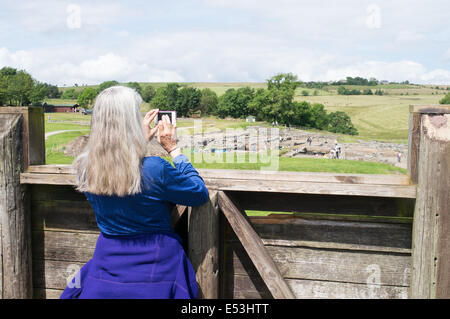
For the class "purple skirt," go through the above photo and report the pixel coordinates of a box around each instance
[60,232,198,299]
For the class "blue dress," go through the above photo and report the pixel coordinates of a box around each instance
[60,154,209,299]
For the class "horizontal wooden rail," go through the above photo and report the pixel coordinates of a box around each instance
[21,165,416,199]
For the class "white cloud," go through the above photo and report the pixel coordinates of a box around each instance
[1,1,450,85]
[396,30,426,44]
[420,69,450,84]
[443,49,450,61]
[14,1,139,33]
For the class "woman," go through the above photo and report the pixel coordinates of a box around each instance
[60,86,209,299]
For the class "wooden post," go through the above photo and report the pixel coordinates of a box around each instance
[0,113,33,298]
[0,107,45,169]
[188,191,219,298]
[410,106,450,298]
[408,108,421,184]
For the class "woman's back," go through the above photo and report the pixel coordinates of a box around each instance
[85,155,209,236]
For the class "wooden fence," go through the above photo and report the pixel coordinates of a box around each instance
[0,105,449,299]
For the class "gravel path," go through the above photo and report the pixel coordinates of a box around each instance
[45,129,90,140]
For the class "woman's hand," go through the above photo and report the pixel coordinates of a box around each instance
[157,114,180,158]
[142,109,159,141]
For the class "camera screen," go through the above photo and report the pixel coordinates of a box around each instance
[156,111,176,124]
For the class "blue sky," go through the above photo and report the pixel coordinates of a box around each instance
[0,0,449,85]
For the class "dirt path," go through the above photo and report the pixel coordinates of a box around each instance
[45,129,90,140]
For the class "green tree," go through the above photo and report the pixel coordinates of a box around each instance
[141,85,156,103]
[44,83,60,98]
[29,82,48,105]
[77,87,97,108]
[9,70,34,105]
[165,83,180,108]
[328,111,358,135]
[216,87,254,119]
[267,73,300,91]
[176,87,201,117]
[127,82,142,95]
[61,88,79,99]
[97,80,119,94]
[248,88,270,121]
[337,86,348,95]
[199,88,218,115]
[439,93,450,104]
[310,103,329,130]
[149,87,168,109]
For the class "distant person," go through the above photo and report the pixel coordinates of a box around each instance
[397,152,402,163]
[60,86,209,299]
[307,136,312,146]
[334,142,341,159]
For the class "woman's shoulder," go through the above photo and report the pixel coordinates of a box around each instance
[141,156,172,178]
[142,156,171,169]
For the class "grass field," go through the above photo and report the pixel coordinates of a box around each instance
[43,81,447,171]
[43,112,407,174]
[178,152,407,175]
[295,93,444,143]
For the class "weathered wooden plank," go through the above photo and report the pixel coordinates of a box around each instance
[261,239,411,254]
[0,113,33,299]
[411,113,450,298]
[32,230,97,263]
[33,259,85,290]
[26,165,73,174]
[30,184,86,202]
[245,215,412,250]
[408,111,421,184]
[206,178,416,198]
[218,191,295,299]
[229,275,409,299]
[409,104,450,114]
[0,107,45,168]
[33,288,63,299]
[21,172,76,185]
[188,191,219,299]
[31,200,98,232]
[21,171,417,198]
[26,165,412,185]
[227,191,415,217]
[226,240,411,286]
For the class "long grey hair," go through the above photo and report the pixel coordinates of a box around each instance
[73,86,147,197]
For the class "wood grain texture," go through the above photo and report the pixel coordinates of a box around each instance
[0,114,33,299]
[410,114,450,298]
[26,165,412,185]
[227,240,410,286]
[245,215,412,250]
[32,259,85,290]
[222,215,411,299]
[0,107,45,169]
[226,191,415,218]
[32,230,97,263]
[33,288,64,299]
[228,275,408,299]
[408,111,421,184]
[188,191,219,299]
[218,191,295,299]
[21,168,417,198]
